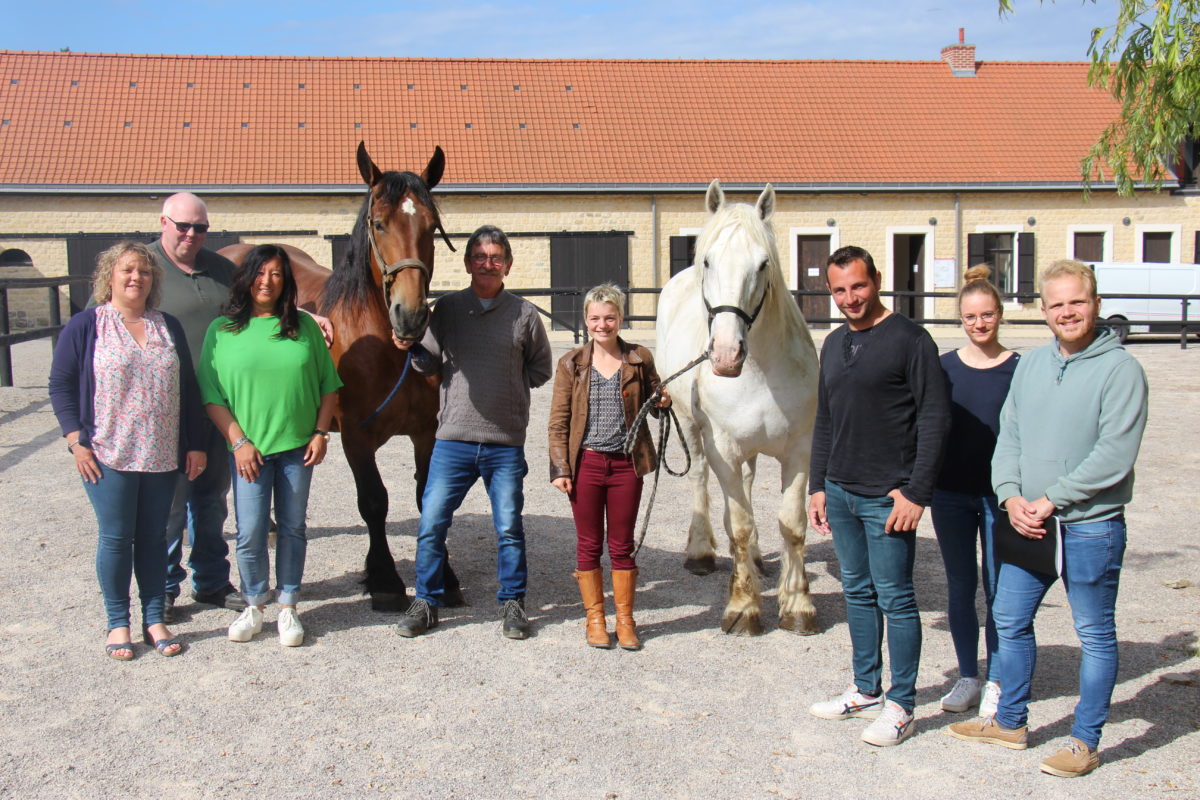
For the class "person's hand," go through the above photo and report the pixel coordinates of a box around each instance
[807,491,830,535]
[885,489,924,534]
[1006,496,1047,539]
[72,443,102,484]
[184,450,207,481]
[233,442,263,483]
[303,310,334,348]
[552,476,573,495]
[391,331,414,351]
[656,388,672,408]
[304,433,328,466]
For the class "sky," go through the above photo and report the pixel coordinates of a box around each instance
[4,1,1119,61]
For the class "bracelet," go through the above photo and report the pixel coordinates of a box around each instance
[67,440,80,453]
[313,428,330,440]
[231,436,251,452]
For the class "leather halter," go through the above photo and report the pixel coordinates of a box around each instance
[366,219,431,291]
[703,284,767,329]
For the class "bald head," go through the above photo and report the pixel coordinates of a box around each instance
[159,192,210,270]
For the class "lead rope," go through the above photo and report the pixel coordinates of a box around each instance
[622,350,710,556]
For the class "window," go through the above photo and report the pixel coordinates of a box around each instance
[1073,232,1104,262]
[1143,232,1172,263]
[1135,224,1181,262]
[968,230,1036,300]
[669,235,697,277]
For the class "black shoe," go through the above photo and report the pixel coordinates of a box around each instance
[396,598,438,638]
[501,598,531,639]
[193,585,247,611]
[164,595,180,624]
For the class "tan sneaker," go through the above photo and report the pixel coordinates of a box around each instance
[1040,737,1100,778]
[945,716,1029,749]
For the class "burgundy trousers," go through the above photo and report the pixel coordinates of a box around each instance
[570,449,644,571]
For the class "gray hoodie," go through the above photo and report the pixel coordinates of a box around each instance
[991,328,1148,522]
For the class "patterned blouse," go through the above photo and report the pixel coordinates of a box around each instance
[90,303,181,472]
[581,366,627,452]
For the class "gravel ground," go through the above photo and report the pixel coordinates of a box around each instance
[0,330,1196,800]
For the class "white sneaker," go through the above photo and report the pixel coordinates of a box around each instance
[861,700,915,747]
[809,685,884,720]
[979,681,1002,718]
[278,608,304,647]
[228,606,263,642]
[940,676,982,712]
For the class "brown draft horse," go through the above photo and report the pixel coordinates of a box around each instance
[221,142,460,611]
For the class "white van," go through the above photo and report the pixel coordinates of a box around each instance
[1085,262,1200,342]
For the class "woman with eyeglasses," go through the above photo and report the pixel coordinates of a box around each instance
[932,264,1020,718]
[196,245,341,647]
[49,241,206,660]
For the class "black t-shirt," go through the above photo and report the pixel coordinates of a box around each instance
[935,349,1020,496]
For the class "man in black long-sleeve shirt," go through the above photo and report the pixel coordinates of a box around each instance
[806,245,949,747]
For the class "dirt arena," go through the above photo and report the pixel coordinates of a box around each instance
[0,329,1196,799]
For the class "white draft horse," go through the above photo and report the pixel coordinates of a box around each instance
[657,180,820,635]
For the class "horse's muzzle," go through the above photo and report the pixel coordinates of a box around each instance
[390,304,430,342]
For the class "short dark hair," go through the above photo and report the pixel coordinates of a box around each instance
[464,225,512,264]
[827,245,877,279]
[222,244,300,339]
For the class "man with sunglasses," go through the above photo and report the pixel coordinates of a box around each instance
[149,192,246,618]
[392,225,552,640]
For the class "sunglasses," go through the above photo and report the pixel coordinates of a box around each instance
[165,215,210,234]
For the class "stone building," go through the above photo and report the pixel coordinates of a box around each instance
[2,39,1197,331]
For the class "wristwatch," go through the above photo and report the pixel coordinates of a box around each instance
[313,428,330,441]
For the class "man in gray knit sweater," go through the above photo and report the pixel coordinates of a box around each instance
[395,225,553,639]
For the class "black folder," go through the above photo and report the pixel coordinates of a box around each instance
[995,512,1062,577]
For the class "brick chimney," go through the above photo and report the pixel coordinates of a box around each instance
[941,28,976,77]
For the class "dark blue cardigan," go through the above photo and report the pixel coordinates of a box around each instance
[48,307,206,472]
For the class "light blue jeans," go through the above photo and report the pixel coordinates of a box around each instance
[230,446,313,607]
[82,464,178,630]
[825,480,922,712]
[931,489,1001,681]
[414,440,528,606]
[993,516,1126,749]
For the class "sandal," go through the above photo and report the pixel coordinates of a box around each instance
[142,626,184,657]
[105,640,135,661]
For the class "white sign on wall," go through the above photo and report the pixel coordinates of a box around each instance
[933,258,957,288]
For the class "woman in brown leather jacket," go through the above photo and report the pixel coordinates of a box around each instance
[548,284,669,650]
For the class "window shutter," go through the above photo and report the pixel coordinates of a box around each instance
[669,235,695,277]
[967,234,985,278]
[1017,232,1037,301]
[1194,231,1199,264]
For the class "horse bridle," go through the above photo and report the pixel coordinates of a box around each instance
[703,283,768,329]
[366,218,431,293]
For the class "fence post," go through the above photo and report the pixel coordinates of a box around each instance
[48,286,63,351]
[0,288,10,387]
[1182,297,1190,351]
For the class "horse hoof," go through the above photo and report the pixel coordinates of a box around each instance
[370,592,407,613]
[779,613,820,636]
[721,612,764,636]
[441,588,467,608]
[684,555,717,575]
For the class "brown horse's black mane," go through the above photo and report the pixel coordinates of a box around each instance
[321,170,441,316]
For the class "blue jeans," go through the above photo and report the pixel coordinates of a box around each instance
[931,489,1001,681]
[230,446,313,607]
[993,516,1126,749]
[825,480,922,712]
[415,440,528,606]
[82,464,178,630]
[165,420,232,598]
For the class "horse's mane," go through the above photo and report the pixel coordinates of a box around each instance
[322,170,441,315]
[695,201,810,333]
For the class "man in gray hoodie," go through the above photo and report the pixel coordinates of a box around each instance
[947,259,1148,779]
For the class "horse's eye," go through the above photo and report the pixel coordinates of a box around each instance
[703,258,710,270]
[373,220,385,232]
[758,259,768,272]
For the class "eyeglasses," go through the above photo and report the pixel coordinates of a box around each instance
[470,254,507,266]
[961,311,999,324]
[165,215,210,235]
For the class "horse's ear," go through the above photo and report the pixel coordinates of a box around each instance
[357,141,382,186]
[756,184,776,222]
[705,180,724,215]
[422,146,446,190]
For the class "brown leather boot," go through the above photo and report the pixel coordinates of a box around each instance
[611,568,642,650]
[573,569,612,648]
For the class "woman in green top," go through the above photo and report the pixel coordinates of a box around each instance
[197,245,342,647]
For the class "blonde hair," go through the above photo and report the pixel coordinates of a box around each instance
[583,283,625,321]
[959,264,1003,313]
[1040,259,1098,300]
[92,241,163,308]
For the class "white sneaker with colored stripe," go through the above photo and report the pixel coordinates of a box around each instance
[809,686,884,720]
[860,700,915,746]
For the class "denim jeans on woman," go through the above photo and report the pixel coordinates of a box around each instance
[83,463,178,630]
[824,480,922,712]
[931,489,1001,682]
[414,440,528,606]
[230,446,313,607]
[992,516,1126,749]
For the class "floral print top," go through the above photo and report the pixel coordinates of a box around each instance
[91,303,180,472]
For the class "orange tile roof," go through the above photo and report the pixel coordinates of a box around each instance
[0,50,1122,189]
